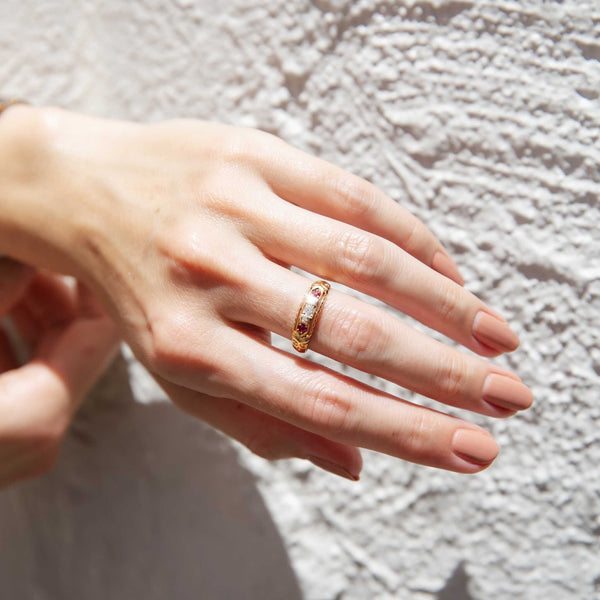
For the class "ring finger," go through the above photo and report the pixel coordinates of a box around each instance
[223,259,533,417]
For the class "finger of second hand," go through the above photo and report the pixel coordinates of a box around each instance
[6,304,39,360]
[0,327,17,372]
[0,257,35,315]
[38,316,120,410]
[0,316,118,439]
[23,272,78,329]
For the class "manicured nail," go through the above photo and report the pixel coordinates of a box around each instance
[482,373,533,411]
[307,455,360,481]
[432,250,465,286]
[452,428,499,465]
[472,310,520,352]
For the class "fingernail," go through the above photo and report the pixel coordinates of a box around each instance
[452,428,499,465]
[432,250,465,286]
[472,310,520,352]
[482,373,533,411]
[307,455,360,481]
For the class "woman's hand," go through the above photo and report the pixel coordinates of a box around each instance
[0,105,533,480]
[0,258,119,489]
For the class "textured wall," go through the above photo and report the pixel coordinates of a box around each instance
[0,1,599,599]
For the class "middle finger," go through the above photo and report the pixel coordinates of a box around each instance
[242,194,519,357]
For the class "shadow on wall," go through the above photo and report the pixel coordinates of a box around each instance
[0,354,302,600]
[436,562,474,600]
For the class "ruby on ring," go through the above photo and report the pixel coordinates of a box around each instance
[292,280,331,353]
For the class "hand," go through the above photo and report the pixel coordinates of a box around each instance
[0,257,119,489]
[0,105,533,480]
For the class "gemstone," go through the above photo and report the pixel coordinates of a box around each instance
[297,322,308,334]
[311,288,321,298]
[302,305,315,318]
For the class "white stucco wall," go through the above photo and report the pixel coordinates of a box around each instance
[0,1,598,598]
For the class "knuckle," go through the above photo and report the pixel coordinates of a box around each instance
[147,312,186,374]
[6,104,53,155]
[149,310,223,382]
[220,129,255,164]
[334,306,380,362]
[243,422,282,461]
[434,352,469,400]
[303,377,353,434]
[337,230,386,284]
[158,220,258,292]
[159,221,224,279]
[221,127,280,169]
[392,410,431,458]
[333,173,378,219]
[436,283,462,323]
[247,128,282,150]
[401,218,427,254]
[192,181,237,218]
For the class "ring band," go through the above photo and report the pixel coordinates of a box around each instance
[292,280,330,353]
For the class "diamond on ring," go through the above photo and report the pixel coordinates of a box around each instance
[292,280,330,353]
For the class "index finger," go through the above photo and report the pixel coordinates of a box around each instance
[250,133,465,285]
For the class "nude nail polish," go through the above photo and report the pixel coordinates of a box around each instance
[482,373,533,411]
[452,428,499,465]
[431,250,465,286]
[307,456,360,481]
[472,310,520,352]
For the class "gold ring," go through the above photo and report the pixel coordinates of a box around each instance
[292,280,330,353]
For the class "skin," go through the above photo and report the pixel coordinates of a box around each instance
[0,258,119,488]
[0,104,533,482]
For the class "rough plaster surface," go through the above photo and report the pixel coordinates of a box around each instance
[0,1,599,599]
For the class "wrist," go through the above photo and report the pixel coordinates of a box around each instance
[0,104,87,275]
